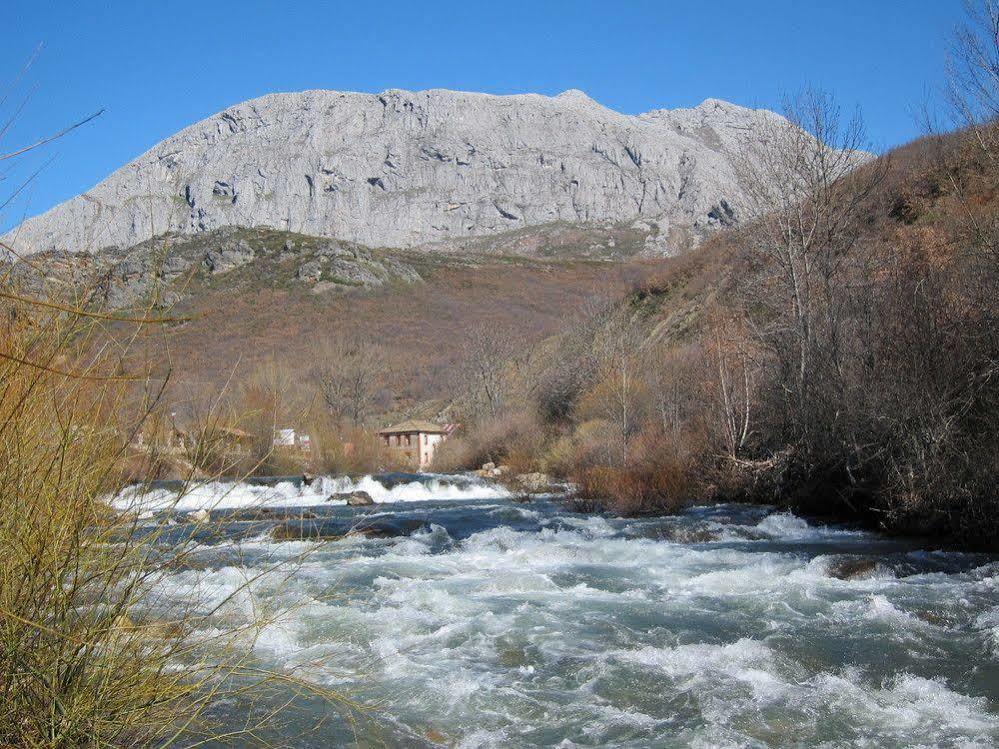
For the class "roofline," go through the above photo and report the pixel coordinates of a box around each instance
[378,425,447,435]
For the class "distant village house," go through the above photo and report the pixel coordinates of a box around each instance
[273,427,311,450]
[378,420,451,470]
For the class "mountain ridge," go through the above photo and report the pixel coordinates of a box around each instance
[5,88,789,257]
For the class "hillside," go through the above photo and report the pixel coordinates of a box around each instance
[5,86,992,547]
[8,226,421,310]
[464,120,999,545]
[17,225,667,414]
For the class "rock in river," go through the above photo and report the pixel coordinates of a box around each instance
[325,490,375,506]
[272,518,422,541]
[826,557,883,580]
[515,472,556,493]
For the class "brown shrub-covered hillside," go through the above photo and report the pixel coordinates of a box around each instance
[4,224,671,421]
[446,110,999,547]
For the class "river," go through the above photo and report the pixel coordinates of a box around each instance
[122,474,999,747]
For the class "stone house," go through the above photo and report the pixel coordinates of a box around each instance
[378,420,448,470]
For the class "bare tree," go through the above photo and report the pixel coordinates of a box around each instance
[317,336,384,426]
[711,327,754,459]
[947,1,999,158]
[592,317,646,462]
[531,294,615,424]
[649,348,684,446]
[736,88,887,414]
[945,1,999,264]
[456,322,522,421]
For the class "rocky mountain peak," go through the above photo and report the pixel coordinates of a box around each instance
[5,88,801,257]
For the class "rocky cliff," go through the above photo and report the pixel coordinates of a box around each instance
[6,88,791,256]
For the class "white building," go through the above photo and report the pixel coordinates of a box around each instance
[378,420,448,470]
[273,428,311,449]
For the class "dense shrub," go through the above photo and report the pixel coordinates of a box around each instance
[432,411,546,472]
[572,430,696,515]
[0,288,364,744]
[308,419,387,474]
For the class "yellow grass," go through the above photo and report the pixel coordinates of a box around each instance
[0,283,365,746]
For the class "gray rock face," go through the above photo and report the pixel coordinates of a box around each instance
[203,238,255,274]
[6,89,793,256]
[4,226,422,310]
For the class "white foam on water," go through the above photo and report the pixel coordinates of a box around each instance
[113,472,509,515]
[975,606,999,657]
[864,594,926,627]
[143,503,999,747]
[319,474,510,503]
[456,728,510,749]
[813,670,999,740]
[754,511,869,542]
[755,512,814,539]
[614,638,999,744]
[115,479,303,514]
[614,638,791,702]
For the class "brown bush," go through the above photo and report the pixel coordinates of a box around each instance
[568,421,707,514]
[432,411,546,472]
[308,419,386,474]
[0,281,364,745]
[572,439,693,515]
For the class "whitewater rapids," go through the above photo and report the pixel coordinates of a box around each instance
[114,472,510,515]
[126,475,998,747]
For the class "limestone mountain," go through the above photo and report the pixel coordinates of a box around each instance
[7,89,791,257]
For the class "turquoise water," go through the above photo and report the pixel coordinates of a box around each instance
[134,476,999,747]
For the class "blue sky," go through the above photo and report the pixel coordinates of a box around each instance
[2,0,967,229]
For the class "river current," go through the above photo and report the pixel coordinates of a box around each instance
[121,474,999,747]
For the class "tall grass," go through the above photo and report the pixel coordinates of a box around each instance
[0,281,361,745]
